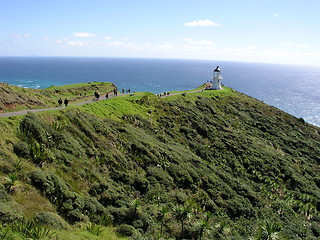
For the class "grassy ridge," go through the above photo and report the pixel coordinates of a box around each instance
[0,81,115,112]
[0,84,320,239]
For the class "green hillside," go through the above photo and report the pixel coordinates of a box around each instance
[0,81,116,113]
[0,84,320,239]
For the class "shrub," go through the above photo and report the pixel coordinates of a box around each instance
[29,170,69,202]
[107,207,129,224]
[89,182,109,196]
[13,141,30,158]
[0,224,11,240]
[116,224,137,237]
[19,112,51,145]
[99,214,114,226]
[34,212,68,230]
[147,166,174,187]
[11,218,56,239]
[0,202,22,223]
[66,209,87,223]
[4,174,20,193]
[130,174,149,194]
[0,185,9,202]
[29,140,55,166]
[85,223,104,236]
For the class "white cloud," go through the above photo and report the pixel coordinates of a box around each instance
[11,33,30,39]
[298,44,310,49]
[281,42,295,47]
[104,36,112,40]
[109,41,125,46]
[157,43,174,50]
[184,19,220,27]
[181,38,215,45]
[68,40,90,46]
[272,13,280,17]
[43,36,53,41]
[281,42,310,49]
[73,32,96,37]
[55,38,69,44]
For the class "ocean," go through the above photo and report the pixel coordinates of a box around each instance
[0,57,319,127]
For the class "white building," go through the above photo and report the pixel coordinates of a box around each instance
[210,66,223,90]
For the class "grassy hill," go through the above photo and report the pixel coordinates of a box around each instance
[0,83,320,239]
[0,81,116,112]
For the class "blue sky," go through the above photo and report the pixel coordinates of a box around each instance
[1,0,320,65]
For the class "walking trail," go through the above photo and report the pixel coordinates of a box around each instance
[0,89,203,118]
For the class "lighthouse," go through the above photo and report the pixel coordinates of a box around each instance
[210,65,223,90]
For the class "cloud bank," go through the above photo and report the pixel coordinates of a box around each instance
[73,32,96,37]
[184,19,220,27]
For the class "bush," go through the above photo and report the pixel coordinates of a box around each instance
[0,224,11,239]
[13,141,30,158]
[0,185,9,202]
[85,223,104,236]
[34,212,68,230]
[29,170,106,223]
[0,202,22,223]
[11,218,56,239]
[116,224,137,237]
[130,174,149,194]
[107,207,129,224]
[19,112,51,144]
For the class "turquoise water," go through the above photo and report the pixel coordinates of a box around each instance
[0,57,319,126]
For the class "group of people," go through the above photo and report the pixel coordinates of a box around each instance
[94,91,100,100]
[157,92,170,97]
[58,98,69,107]
[105,88,120,99]
[57,87,130,107]
[121,88,131,94]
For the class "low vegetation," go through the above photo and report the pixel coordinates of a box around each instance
[0,81,115,112]
[0,83,320,239]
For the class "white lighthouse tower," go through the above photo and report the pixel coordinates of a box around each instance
[210,65,223,90]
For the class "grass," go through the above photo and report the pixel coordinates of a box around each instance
[45,82,107,91]
[164,84,206,94]
[0,81,116,113]
[12,185,56,218]
[56,226,127,240]
[78,93,155,121]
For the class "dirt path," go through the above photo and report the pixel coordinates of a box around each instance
[159,89,203,98]
[0,89,204,118]
[0,93,124,118]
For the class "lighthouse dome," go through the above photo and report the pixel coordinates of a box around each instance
[214,66,220,72]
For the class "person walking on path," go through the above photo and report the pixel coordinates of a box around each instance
[94,91,100,100]
[105,93,109,99]
[64,98,69,107]
[58,98,63,107]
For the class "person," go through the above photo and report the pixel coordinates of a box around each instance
[58,98,63,107]
[105,93,109,99]
[64,98,69,107]
[122,88,125,94]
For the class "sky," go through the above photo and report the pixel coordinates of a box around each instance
[1,0,320,65]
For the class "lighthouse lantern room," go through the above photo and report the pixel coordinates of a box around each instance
[210,65,223,90]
